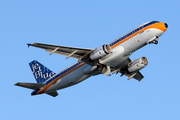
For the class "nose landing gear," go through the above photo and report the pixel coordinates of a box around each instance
[152,36,159,44]
[146,36,159,45]
[152,40,158,44]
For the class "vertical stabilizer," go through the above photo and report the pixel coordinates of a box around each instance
[29,60,56,83]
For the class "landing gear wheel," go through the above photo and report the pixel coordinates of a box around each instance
[153,40,158,44]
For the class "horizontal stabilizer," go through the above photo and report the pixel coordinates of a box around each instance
[15,82,45,90]
[46,91,58,97]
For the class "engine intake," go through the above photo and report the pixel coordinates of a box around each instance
[90,44,111,60]
[128,57,148,73]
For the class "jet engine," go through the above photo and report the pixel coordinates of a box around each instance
[90,44,111,60]
[128,57,148,73]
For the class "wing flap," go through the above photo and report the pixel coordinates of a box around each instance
[15,82,45,90]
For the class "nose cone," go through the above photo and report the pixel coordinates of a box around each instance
[158,22,168,32]
[164,23,168,28]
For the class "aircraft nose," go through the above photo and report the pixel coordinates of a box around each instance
[164,23,168,28]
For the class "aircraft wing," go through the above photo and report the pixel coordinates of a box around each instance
[114,58,144,81]
[28,43,93,59]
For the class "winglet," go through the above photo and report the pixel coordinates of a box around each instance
[27,43,31,47]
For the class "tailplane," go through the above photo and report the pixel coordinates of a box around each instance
[15,82,45,90]
[29,60,56,83]
[15,82,58,97]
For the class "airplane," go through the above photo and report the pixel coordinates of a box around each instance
[15,21,168,97]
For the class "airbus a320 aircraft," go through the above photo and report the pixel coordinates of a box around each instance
[15,21,168,97]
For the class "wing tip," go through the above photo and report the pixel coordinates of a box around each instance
[14,82,20,86]
[27,43,38,47]
[27,43,31,47]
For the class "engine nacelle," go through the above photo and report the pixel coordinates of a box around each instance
[128,57,148,73]
[90,44,111,60]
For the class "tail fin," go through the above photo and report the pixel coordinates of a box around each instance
[29,60,56,83]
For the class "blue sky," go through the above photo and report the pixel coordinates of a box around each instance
[1,0,180,120]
